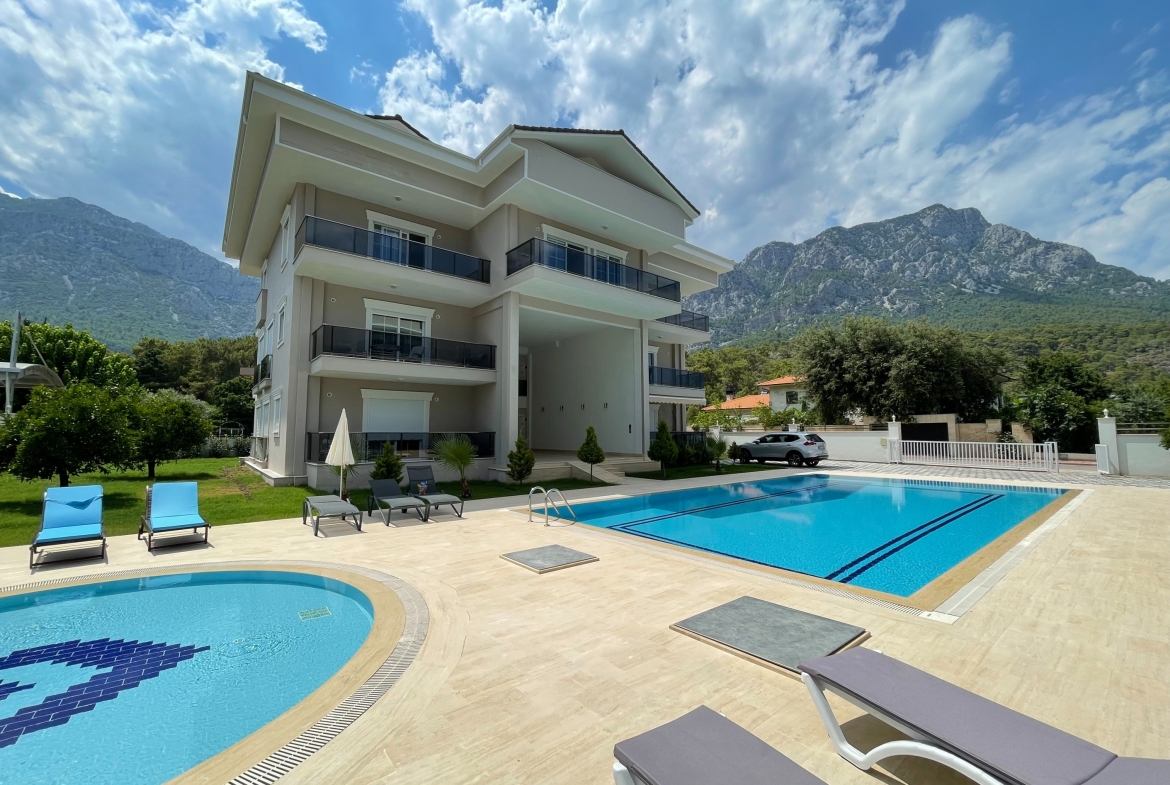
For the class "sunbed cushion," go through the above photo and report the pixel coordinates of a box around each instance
[613,705,826,785]
[307,499,360,517]
[43,486,103,529]
[1086,758,1170,785]
[34,523,104,544]
[799,648,1116,785]
[378,497,425,508]
[149,513,206,531]
[416,492,462,505]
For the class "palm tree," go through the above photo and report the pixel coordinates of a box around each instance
[707,436,728,474]
[434,434,478,498]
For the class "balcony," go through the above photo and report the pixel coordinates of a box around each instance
[649,366,705,389]
[296,216,491,284]
[253,355,272,389]
[307,431,496,463]
[506,238,680,302]
[311,325,495,369]
[656,309,709,332]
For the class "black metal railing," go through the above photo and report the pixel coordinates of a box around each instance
[505,238,680,301]
[253,355,272,387]
[306,431,495,463]
[310,325,496,370]
[296,216,491,284]
[656,310,710,332]
[648,366,705,388]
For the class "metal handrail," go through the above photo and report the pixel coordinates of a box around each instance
[544,488,577,527]
[525,486,578,526]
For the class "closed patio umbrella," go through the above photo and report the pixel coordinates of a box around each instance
[325,409,356,498]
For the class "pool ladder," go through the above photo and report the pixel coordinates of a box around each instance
[527,486,577,527]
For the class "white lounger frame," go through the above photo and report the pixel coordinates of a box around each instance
[801,672,1007,785]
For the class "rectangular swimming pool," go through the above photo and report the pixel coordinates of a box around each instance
[554,475,1067,597]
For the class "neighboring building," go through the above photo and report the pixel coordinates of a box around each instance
[223,73,731,485]
[758,375,808,412]
[701,393,770,415]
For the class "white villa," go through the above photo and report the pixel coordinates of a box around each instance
[223,72,732,486]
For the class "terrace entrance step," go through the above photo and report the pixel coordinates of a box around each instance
[566,461,625,485]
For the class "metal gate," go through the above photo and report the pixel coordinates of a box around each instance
[891,440,1059,472]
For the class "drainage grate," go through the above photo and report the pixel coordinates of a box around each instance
[298,606,331,621]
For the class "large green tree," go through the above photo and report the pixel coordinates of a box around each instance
[131,335,257,400]
[793,317,1006,422]
[1016,352,1108,451]
[0,321,137,391]
[0,383,136,486]
[209,376,255,432]
[132,389,216,478]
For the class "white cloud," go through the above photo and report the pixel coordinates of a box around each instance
[377,0,1170,279]
[0,184,20,198]
[0,0,325,256]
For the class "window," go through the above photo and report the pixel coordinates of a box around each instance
[276,303,286,347]
[366,210,434,244]
[264,320,274,357]
[540,224,627,263]
[364,299,434,336]
[259,397,271,437]
[361,390,433,433]
[280,206,291,271]
[253,403,262,435]
[785,390,800,405]
[272,392,282,438]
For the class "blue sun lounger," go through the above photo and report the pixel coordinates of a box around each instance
[139,481,210,551]
[31,485,106,568]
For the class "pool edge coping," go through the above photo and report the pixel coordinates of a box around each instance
[0,561,428,785]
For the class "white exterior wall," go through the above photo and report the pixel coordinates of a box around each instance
[1117,434,1170,477]
[529,326,640,454]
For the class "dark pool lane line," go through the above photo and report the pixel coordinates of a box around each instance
[837,494,1004,585]
[823,494,998,581]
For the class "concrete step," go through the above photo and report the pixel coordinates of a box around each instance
[566,460,626,485]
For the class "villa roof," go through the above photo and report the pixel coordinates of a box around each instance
[364,114,429,141]
[702,394,769,412]
[758,375,805,387]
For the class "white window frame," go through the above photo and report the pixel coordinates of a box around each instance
[540,223,627,263]
[259,395,271,437]
[276,299,287,347]
[272,390,282,438]
[360,389,434,432]
[280,205,292,271]
[264,319,274,357]
[366,210,435,244]
[363,298,434,337]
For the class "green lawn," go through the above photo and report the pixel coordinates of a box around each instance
[0,460,615,548]
[626,462,783,481]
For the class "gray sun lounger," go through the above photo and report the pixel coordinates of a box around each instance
[406,465,464,518]
[799,647,1169,785]
[302,494,362,536]
[367,479,429,525]
[612,705,827,785]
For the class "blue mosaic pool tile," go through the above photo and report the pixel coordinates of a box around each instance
[0,638,209,748]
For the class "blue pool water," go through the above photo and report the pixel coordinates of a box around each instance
[0,570,373,785]
[559,475,1065,596]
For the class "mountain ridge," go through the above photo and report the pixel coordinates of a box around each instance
[0,196,257,351]
[687,204,1170,344]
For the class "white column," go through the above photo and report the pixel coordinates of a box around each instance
[638,321,650,454]
[1097,415,1120,475]
[496,291,521,467]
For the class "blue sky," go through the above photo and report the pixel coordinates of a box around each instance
[1,0,1167,278]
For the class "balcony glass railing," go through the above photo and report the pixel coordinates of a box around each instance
[310,325,496,370]
[253,355,272,387]
[505,238,681,301]
[648,366,705,389]
[306,431,496,463]
[296,216,491,284]
[656,310,710,332]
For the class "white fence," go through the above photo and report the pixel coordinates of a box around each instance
[892,439,1059,472]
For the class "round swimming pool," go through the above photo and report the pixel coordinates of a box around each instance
[0,570,375,785]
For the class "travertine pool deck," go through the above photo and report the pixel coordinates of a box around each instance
[1,467,1167,784]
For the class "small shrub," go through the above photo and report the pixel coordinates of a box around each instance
[576,426,605,483]
[506,435,536,483]
[647,420,678,478]
[370,443,405,483]
[727,441,741,461]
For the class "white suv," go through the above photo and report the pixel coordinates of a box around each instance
[738,432,828,467]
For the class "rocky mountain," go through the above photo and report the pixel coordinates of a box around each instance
[688,204,1170,344]
[0,196,257,351]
